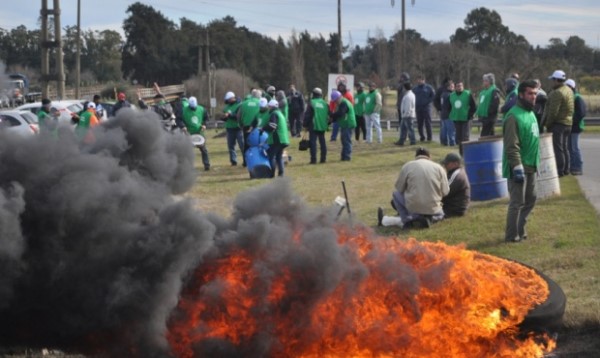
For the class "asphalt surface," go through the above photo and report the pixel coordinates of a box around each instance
[577,134,600,214]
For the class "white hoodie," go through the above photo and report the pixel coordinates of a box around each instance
[401,89,416,118]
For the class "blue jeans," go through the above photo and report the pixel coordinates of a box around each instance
[268,143,287,177]
[340,127,353,160]
[399,117,416,145]
[440,118,456,146]
[226,128,244,165]
[309,130,327,163]
[568,132,582,173]
[330,121,339,141]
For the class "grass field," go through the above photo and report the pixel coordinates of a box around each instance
[189,127,600,354]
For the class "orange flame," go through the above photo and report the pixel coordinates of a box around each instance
[167,229,555,357]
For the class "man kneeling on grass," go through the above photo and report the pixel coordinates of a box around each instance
[378,147,449,229]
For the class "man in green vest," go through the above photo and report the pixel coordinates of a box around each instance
[476,73,501,137]
[238,89,262,165]
[354,82,367,142]
[502,80,540,243]
[222,91,243,166]
[303,87,329,164]
[329,90,356,161]
[364,82,383,143]
[37,98,54,134]
[449,81,477,155]
[262,99,290,177]
[181,96,211,171]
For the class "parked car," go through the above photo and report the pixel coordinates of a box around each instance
[17,100,83,124]
[0,110,39,136]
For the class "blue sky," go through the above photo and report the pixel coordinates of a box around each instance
[2,0,599,49]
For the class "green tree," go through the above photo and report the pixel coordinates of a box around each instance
[122,2,178,85]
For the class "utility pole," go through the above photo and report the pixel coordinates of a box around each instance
[75,0,80,99]
[40,0,65,99]
[401,0,406,70]
[337,0,342,73]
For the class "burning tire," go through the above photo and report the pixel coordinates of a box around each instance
[521,264,567,331]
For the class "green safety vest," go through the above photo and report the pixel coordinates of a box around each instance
[223,102,241,129]
[239,97,260,127]
[449,90,471,122]
[75,110,93,139]
[575,93,585,130]
[183,105,206,134]
[354,91,366,116]
[476,85,496,118]
[337,98,356,128]
[311,98,330,132]
[256,110,270,128]
[502,105,540,178]
[364,90,378,115]
[267,109,290,145]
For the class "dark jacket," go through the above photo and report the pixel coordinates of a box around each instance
[440,88,453,119]
[572,92,587,134]
[288,91,305,114]
[111,100,131,117]
[413,83,435,109]
[442,167,470,217]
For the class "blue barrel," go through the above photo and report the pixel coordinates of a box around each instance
[463,136,508,201]
[245,146,272,179]
[246,128,269,147]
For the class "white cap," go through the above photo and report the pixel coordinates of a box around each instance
[188,96,198,108]
[259,98,268,108]
[224,91,235,101]
[565,79,576,89]
[268,99,279,108]
[87,102,96,109]
[548,70,566,80]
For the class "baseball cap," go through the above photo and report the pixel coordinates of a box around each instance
[259,98,268,108]
[441,152,462,165]
[188,96,198,108]
[117,92,126,101]
[268,99,279,108]
[330,90,342,101]
[224,91,235,101]
[87,102,96,109]
[565,79,576,89]
[548,70,566,80]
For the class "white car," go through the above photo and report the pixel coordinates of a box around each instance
[17,100,83,124]
[0,110,39,136]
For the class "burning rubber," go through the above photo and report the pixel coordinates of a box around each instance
[0,110,563,357]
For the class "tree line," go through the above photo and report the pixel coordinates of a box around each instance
[1,2,599,99]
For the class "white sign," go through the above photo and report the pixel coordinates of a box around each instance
[327,74,355,101]
[210,98,217,108]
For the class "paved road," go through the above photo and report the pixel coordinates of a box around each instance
[577,134,600,214]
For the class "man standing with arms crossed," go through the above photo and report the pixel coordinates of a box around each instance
[503,80,540,243]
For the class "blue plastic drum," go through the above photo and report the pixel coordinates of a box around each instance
[246,128,269,147]
[463,136,508,201]
[245,146,272,179]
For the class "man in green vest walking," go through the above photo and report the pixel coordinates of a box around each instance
[263,99,290,177]
[180,96,211,171]
[502,80,540,243]
[222,91,243,166]
[449,81,477,155]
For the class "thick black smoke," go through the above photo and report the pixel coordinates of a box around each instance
[0,109,212,356]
